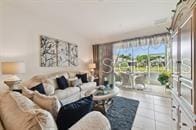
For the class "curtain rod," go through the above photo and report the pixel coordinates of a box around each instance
[94,32,170,45]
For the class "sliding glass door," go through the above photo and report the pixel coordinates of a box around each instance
[148,43,166,84]
[113,43,167,85]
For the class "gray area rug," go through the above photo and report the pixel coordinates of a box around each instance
[106,96,139,130]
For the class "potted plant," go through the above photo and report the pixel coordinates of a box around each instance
[158,71,172,89]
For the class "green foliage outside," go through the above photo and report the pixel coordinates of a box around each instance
[136,55,148,63]
[114,54,166,73]
[118,54,132,61]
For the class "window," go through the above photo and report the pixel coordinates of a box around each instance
[113,43,167,84]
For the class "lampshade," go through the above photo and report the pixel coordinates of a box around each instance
[88,63,96,69]
[1,62,26,74]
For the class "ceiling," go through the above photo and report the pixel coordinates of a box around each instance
[3,0,178,44]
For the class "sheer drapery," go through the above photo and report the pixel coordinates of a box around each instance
[93,44,113,85]
[93,45,99,77]
[114,33,171,50]
[113,33,172,84]
[93,33,172,85]
[98,44,113,84]
[113,33,171,69]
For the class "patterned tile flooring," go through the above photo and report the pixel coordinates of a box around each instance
[118,88,173,130]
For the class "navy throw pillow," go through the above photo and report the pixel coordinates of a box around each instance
[30,83,46,94]
[56,76,69,90]
[56,95,93,130]
[76,73,88,83]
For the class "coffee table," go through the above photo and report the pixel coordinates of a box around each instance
[86,86,119,114]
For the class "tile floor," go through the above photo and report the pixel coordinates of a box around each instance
[118,89,173,130]
[119,84,171,98]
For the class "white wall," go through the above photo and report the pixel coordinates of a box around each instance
[0,0,3,80]
[0,1,2,45]
[0,3,92,80]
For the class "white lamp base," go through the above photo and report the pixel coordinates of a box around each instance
[4,75,21,90]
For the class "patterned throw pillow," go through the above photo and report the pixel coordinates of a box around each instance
[32,91,61,119]
[43,80,55,96]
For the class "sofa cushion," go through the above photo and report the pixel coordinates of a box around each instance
[22,75,47,88]
[22,88,60,119]
[56,76,69,89]
[30,83,46,94]
[0,92,57,130]
[16,92,40,109]
[0,83,9,94]
[22,76,55,96]
[80,82,97,91]
[76,73,88,83]
[32,91,61,119]
[30,109,58,130]
[54,87,80,100]
[56,95,93,130]
[72,78,83,87]
[0,119,4,130]
[22,86,34,99]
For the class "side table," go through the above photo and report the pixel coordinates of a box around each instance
[94,77,99,86]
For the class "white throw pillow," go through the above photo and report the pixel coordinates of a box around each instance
[63,72,69,79]
[68,77,78,87]
[72,79,83,87]
[48,78,59,90]
[68,72,77,78]
[43,80,55,96]
[32,91,61,119]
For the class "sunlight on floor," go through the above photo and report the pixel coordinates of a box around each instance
[118,88,173,130]
[118,84,171,98]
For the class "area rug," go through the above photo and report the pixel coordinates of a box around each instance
[106,96,139,130]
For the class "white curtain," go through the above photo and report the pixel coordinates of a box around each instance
[113,33,171,50]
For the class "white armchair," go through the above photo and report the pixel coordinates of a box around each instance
[119,72,133,88]
[134,73,147,90]
[70,111,111,130]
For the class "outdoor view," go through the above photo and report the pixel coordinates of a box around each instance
[113,43,167,84]
[114,44,166,72]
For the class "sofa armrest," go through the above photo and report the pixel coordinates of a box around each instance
[69,111,111,130]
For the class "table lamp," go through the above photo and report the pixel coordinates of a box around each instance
[88,63,96,76]
[1,61,26,89]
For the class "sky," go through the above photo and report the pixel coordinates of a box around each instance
[113,44,165,58]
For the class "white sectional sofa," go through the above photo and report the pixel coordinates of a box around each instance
[22,71,97,105]
[0,83,111,130]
